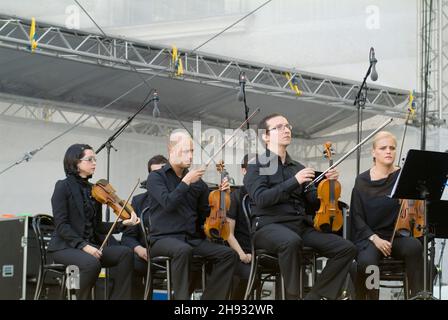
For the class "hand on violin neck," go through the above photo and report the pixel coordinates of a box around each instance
[324,168,339,180]
[219,178,230,192]
[182,167,206,185]
[122,211,140,226]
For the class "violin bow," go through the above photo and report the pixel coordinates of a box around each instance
[204,108,260,168]
[397,92,416,167]
[99,178,141,251]
[304,118,394,193]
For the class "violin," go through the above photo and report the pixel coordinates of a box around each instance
[314,142,343,233]
[204,161,230,241]
[391,199,425,242]
[91,179,135,220]
[92,179,140,251]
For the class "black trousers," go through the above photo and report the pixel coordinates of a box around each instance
[354,236,423,299]
[151,237,238,300]
[52,245,133,300]
[131,253,147,300]
[254,220,357,300]
[231,260,251,300]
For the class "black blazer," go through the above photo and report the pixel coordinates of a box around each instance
[48,175,122,252]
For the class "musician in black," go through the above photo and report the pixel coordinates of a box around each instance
[350,131,423,299]
[244,114,356,300]
[227,154,252,299]
[147,131,237,299]
[48,144,139,299]
[121,154,168,299]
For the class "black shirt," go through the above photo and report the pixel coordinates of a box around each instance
[243,151,318,229]
[146,163,210,242]
[349,169,400,245]
[76,176,96,243]
[227,186,251,253]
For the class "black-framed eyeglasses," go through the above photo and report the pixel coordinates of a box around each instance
[268,124,292,132]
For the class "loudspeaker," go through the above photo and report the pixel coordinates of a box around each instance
[0,216,29,299]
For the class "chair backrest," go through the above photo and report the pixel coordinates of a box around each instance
[242,194,257,257]
[32,214,55,266]
[241,194,252,235]
[139,207,151,249]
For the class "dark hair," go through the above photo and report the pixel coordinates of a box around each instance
[147,154,168,173]
[257,113,284,134]
[63,144,93,176]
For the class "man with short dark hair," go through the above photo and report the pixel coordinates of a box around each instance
[121,154,167,299]
[244,114,356,300]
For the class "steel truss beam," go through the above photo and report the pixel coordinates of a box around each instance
[418,0,448,125]
[0,93,187,136]
[0,14,411,118]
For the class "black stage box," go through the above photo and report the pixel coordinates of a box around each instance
[0,216,29,300]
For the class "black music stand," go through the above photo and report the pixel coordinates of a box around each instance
[389,149,448,300]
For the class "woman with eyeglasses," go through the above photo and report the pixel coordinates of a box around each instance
[47,143,140,299]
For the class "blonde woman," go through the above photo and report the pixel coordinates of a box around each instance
[350,131,423,299]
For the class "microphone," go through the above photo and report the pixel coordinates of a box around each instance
[152,90,160,118]
[370,47,378,81]
[237,71,246,102]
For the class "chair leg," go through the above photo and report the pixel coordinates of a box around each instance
[58,274,66,300]
[201,263,206,293]
[91,286,95,300]
[36,269,48,300]
[279,274,286,300]
[143,261,151,300]
[244,256,258,300]
[34,267,44,300]
[255,273,261,299]
[166,260,172,300]
[404,274,409,300]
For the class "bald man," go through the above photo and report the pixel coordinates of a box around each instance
[146,131,237,300]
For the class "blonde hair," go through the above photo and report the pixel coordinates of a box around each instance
[372,131,397,149]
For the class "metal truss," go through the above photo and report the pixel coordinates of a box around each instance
[0,93,186,136]
[0,92,250,142]
[0,14,411,118]
[440,0,448,118]
[0,93,414,166]
[418,0,448,125]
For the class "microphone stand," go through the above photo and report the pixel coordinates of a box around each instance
[437,239,446,299]
[238,72,250,130]
[94,95,155,299]
[242,84,250,130]
[353,60,374,176]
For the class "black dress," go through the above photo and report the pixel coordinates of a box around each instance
[350,169,423,299]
